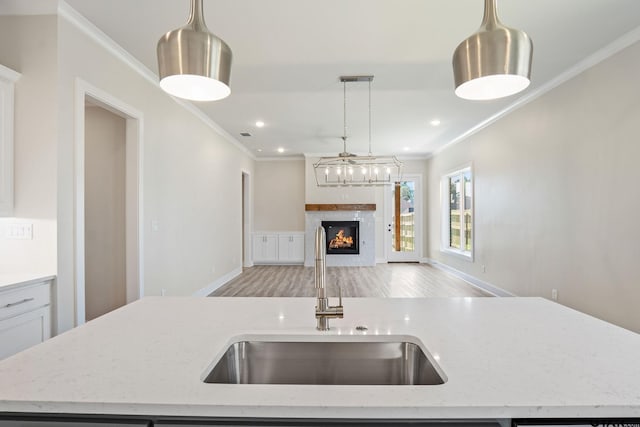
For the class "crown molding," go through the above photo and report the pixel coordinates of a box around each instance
[0,64,20,82]
[57,1,255,161]
[255,156,305,162]
[396,154,430,161]
[431,25,640,159]
[303,152,429,160]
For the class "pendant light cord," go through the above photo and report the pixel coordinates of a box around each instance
[343,80,347,153]
[368,79,372,156]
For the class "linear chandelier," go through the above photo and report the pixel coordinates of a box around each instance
[313,76,402,187]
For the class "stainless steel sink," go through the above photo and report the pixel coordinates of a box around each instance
[203,339,446,385]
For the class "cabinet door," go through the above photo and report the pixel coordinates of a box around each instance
[290,235,305,262]
[252,235,266,261]
[277,235,304,262]
[0,306,51,360]
[254,234,278,262]
[0,66,19,217]
[263,235,278,261]
[277,235,291,261]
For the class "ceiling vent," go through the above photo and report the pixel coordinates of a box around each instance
[240,132,252,137]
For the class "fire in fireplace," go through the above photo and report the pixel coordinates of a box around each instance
[322,221,359,255]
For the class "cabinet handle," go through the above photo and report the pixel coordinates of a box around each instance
[3,297,34,308]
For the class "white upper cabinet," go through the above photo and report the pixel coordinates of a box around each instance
[0,64,20,217]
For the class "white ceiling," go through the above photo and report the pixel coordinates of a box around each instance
[19,1,640,157]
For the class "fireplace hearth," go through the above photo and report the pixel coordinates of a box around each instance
[322,221,359,255]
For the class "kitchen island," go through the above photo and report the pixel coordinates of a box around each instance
[0,296,639,424]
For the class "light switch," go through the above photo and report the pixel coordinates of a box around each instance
[151,220,160,232]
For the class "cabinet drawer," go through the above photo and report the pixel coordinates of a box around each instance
[0,282,51,321]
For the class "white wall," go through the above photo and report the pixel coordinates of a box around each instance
[84,105,126,321]
[0,16,57,275]
[427,41,640,333]
[54,15,254,332]
[254,159,305,231]
[0,12,254,332]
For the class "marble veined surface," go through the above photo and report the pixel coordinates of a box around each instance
[0,273,55,291]
[0,296,639,419]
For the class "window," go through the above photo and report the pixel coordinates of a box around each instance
[441,166,473,259]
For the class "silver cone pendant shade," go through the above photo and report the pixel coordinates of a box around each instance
[157,0,232,101]
[453,0,532,100]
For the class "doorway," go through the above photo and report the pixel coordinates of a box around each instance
[84,104,126,321]
[75,80,144,325]
[385,174,422,262]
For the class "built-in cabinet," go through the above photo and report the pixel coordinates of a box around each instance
[253,232,304,264]
[252,234,278,262]
[0,64,20,217]
[0,279,53,360]
[278,234,305,262]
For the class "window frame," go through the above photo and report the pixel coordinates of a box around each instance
[440,165,474,261]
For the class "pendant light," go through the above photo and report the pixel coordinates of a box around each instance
[157,0,232,101]
[452,0,532,100]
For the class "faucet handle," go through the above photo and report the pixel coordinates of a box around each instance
[337,285,343,307]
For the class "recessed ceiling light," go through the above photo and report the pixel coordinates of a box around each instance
[257,148,262,152]
[430,119,441,126]
[403,147,410,151]
[255,120,265,128]
[277,147,285,153]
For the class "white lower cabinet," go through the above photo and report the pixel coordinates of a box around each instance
[0,280,52,360]
[253,232,304,264]
[278,234,304,263]
[252,234,278,263]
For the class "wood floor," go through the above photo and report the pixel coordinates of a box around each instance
[210,263,492,298]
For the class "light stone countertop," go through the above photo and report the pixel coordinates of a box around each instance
[0,273,56,291]
[0,296,639,420]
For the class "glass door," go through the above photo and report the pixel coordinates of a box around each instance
[386,176,421,262]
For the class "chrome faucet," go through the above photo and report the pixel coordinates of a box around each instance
[314,226,343,330]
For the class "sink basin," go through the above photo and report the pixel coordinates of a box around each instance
[203,338,446,385]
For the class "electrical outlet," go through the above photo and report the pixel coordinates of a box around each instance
[551,289,558,301]
[5,223,33,240]
[481,264,486,273]
[161,289,166,296]
[151,220,160,232]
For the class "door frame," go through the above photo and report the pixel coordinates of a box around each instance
[384,173,423,262]
[74,79,144,326]
[241,170,253,267]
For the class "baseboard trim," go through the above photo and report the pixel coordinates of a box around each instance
[421,258,515,297]
[253,262,304,266]
[193,266,243,297]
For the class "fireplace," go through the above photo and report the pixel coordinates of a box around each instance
[322,221,359,255]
